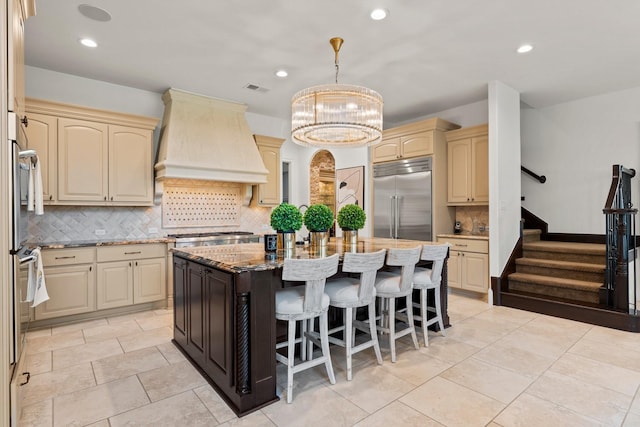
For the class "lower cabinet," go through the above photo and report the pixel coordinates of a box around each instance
[35,263,96,320]
[437,236,489,293]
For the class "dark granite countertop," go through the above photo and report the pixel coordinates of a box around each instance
[171,237,437,274]
[437,232,489,240]
[29,237,175,250]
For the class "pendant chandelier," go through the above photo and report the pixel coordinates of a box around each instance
[291,37,383,148]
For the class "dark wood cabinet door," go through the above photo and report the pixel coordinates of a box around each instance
[173,258,188,347]
[205,269,233,386]
[186,262,206,365]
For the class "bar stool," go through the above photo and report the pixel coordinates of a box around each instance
[323,249,387,380]
[412,244,448,346]
[374,246,421,363]
[275,253,339,403]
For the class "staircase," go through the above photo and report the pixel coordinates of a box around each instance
[508,229,606,305]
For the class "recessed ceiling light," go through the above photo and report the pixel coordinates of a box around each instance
[80,38,98,48]
[275,70,288,78]
[517,44,534,54]
[370,8,389,20]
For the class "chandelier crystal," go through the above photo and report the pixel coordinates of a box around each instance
[291,38,383,147]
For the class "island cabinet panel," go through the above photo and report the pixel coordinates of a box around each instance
[172,256,279,416]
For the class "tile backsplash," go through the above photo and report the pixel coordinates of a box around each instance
[455,206,489,234]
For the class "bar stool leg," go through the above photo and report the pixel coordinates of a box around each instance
[389,297,397,363]
[319,312,336,384]
[286,319,297,403]
[368,301,383,364]
[344,307,353,381]
[434,286,446,337]
[420,288,429,347]
[405,295,420,350]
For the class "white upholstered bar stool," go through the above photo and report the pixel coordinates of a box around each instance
[374,246,421,363]
[323,249,387,380]
[275,253,339,403]
[412,244,448,346]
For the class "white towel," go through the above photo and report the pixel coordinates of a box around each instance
[26,156,44,215]
[26,247,49,307]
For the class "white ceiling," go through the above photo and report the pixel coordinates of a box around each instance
[24,1,640,128]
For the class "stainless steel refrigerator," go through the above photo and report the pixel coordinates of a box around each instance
[373,156,432,241]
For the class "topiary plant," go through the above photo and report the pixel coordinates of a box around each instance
[303,204,335,232]
[270,203,302,232]
[337,204,366,230]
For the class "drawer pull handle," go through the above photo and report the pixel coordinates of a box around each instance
[55,255,76,260]
[454,244,468,247]
[125,251,142,255]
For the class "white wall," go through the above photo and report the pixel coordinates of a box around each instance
[489,81,521,278]
[521,86,640,234]
[395,99,489,129]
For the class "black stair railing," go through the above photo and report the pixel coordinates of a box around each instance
[521,166,546,183]
[603,165,637,313]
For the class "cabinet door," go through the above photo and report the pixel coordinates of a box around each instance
[173,258,188,346]
[8,0,26,115]
[401,131,433,158]
[447,139,472,204]
[25,113,57,203]
[372,137,400,163]
[471,136,489,203]
[58,118,108,202]
[133,257,167,304]
[447,250,462,289]
[109,125,153,204]
[256,144,280,205]
[187,262,207,365]
[205,269,233,385]
[34,264,96,319]
[97,260,133,310]
[462,252,489,293]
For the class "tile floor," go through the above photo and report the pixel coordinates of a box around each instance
[16,292,640,427]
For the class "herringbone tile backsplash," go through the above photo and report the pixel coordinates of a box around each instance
[28,203,274,243]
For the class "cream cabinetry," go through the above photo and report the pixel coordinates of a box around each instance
[35,247,97,320]
[8,0,34,115]
[437,236,489,294]
[96,244,167,310]
[373,131,435,163]
[252,135,284,206]
[25,98,158,206]
[446,124,489,205]
[24,113,57,202]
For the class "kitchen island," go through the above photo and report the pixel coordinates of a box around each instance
[171,237,449,416]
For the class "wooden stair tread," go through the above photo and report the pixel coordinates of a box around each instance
[523,241,605,254]
[523,229,541,236]
[509,272,602,291]
[515,257,605,272]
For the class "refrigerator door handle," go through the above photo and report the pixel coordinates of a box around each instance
[389,195,395,238]
[395,195,401,238]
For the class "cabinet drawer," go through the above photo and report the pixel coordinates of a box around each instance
[97,243,166,262]
[42,247,96,266]
[437,237,488,254]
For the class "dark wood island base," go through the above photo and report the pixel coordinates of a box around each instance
[171,239,449,416]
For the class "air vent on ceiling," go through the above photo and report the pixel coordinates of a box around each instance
[243,83,269,93]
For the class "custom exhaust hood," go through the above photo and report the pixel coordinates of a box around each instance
[154,88,268,184]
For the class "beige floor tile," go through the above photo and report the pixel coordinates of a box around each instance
[629,391,640,415]
[219,410,276,427]
[569,337,640,373]
[583,325,640,352]
[18,398,53,427]
[137,360,207,402]
[440,358,533,404]
[330,363,415,413]
[51,318,108,335]
[92,346,169,384]
[106,309,158,324]
[85,420,110,427]
[261,383,368,427]
[400,376,504,427]
[53,376,149,427]
[24,351,52,375]
[472,340,555,379]
[25,330,85,355]
[109,390,217,426]
[549,352,640,396]
[353,401,444,426]
[117,326,173,352]
[193,384,237,424]
[527,370,630,425]
[443,316,519,348]
[26,328,51,339]
[81,319,143,343]
[376,348,452,386]
[519,314,592,342]
[472,305,537,325]
[52,338,123,370]
[21,363,95,407]
[153,308,172,315]
[419,335,482,364]
[624,412,640,426]
[275,360,336,396]
[493,393,603,427]
[156,341,187,364]
[494,329,576,359]
[136,312,173,330]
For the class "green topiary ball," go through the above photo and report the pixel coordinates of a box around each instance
[337,204,366,230]
[303,204,335,232]
[270,203,302,232]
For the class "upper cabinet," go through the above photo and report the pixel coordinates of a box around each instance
[25,98,159,206]
[371,118,460,163]
[446,124,489,205]
[252,135,284,206]
[8,0,35,116]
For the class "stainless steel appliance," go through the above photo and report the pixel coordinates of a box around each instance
[373,156,433,241]
[169,231,260,248]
